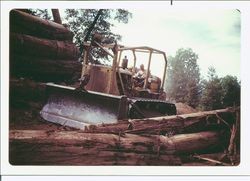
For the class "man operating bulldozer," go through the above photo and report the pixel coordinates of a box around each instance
[134,64,150,87]
[136,64,146,77]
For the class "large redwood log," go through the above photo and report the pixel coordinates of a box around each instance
[10,55,81,82]
[10,141,181,166]
[9,79,47,105]
[9,130,224,153]
[85,107,237,135]
[10,9,73,41]
[10,33,80,60]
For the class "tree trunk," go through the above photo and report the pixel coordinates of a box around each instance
[10,140,181,166]
[51,9,62,24]
[10,33,80,60]
[9,130,224,165]
[85,108,237,135]
[10,9,73,41]
[83,9,103,42]
[10,55,81,82]
[10,79,46,104]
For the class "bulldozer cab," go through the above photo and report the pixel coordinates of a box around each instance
[81,41,168,100]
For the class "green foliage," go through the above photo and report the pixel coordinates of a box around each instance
[64,9,132,64]
[200,67,224,110]
[166,48,201,108]
[28,9,52,20]
[221,75,240,107]
[200,67,240,110]
[166,49,240,111]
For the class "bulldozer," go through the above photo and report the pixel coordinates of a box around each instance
[40,40,176,129]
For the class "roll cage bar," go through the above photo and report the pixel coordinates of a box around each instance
[82,41,168,90]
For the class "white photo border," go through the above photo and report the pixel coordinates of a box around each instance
[1,0,250,176]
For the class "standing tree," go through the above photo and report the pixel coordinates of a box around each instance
[200,67,224,110]
[221,75,240,107]
[200,68,241,110]
[165,48,201,108]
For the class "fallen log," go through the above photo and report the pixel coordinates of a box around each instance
[10,9,73,41]
[85,116,189,135]
[10,33,80,60]
[9,130,223,155]
[85,107,237,135]
[10,55,81,82]
[10,140,181,166]
[10,79,46,103]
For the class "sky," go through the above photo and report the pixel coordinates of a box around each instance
[110,9,241,80]
[60,9,240,80]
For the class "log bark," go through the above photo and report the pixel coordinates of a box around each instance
[10,55,81,82]
[51,9,62,24]
[85,108,238,135]
[10,33,80,60]
[9,130,222,155]
[10,140,181,165]
[9,79,47,102]
[10,9,73,41]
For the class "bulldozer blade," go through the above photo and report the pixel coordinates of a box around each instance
[40,83,128,129]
